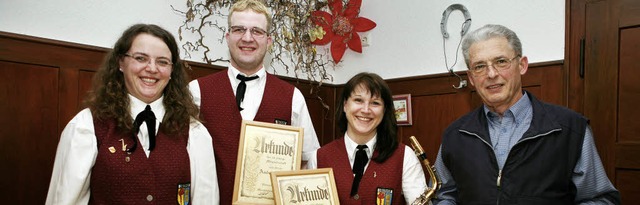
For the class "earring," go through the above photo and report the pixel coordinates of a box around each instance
[119,68,123,72]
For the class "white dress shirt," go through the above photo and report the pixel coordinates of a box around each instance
[307,134,428,204]
[188,65,321,162]
[45,95,219,205]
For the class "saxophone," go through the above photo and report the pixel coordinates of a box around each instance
[409,136,441,205]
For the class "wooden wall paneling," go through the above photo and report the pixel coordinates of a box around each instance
[59,68,80,133]
[518,63,564,106]
[0,32,108,204]
[616,144,640,169]
[403,92,472,162]
[317,85,337,145]
[570,0,640,201]
[616,142,640,204]
[615,10,640,204]
[0,61,61,204]
[185,61,225,80]
[619,0,640,28]
[78,70,95,108]
[387,73,475,151]
[523,62,564,105]
[292,82,338,146]
[583,0,617,180]
[388,74,475,97]
[566,0,586,113]
[617,170,640,205]
[0,32,106,71]
[334,86,345,138]
[617,27,640,143]
[469,90,483,109]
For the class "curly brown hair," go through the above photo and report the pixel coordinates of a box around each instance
[84,24,200,135]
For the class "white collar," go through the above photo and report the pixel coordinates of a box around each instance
[128,94,165,122]
[344,133,377,161]
[228,64,266,81]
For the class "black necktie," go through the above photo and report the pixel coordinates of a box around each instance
[131,105,156,152]
[236,74,259,111]
[351,145,369,197]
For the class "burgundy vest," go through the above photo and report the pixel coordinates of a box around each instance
[90,118,191,205]
[197,70,293,204]
[317,138,406,205]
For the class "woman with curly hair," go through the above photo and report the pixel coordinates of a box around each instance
[46,24,219,204]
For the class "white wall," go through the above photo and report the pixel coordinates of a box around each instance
[0,0,564,84]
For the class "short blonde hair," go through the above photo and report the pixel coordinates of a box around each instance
[228,0,272,32]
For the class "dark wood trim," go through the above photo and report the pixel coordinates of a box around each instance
[0,31,109,52]
[566,0,586,114]
[385,60,564,83]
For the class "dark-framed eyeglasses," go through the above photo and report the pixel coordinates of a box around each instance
[229,25,268,38]
[124,53,173,69]
[469,55,521,77]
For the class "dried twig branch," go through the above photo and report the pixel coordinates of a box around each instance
[172,0,333,83]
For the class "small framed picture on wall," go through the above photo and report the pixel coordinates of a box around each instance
[393,94,412,126]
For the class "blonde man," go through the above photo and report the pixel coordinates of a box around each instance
[188,0,320,203]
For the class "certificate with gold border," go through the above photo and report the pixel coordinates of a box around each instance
[270,168,340,205]
[232,120,303,205]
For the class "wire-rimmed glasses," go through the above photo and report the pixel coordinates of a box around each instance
[123,53,173,69]
[229,25,268,39]
[469,55,520,77]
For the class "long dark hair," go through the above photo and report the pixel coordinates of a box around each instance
[84,24,199,134]
[336,72,398,163]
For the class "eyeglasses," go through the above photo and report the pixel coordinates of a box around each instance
[469,55,520,77]
[229,25,268,38]
[124,53,173,69]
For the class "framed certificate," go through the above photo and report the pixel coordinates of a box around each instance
[270,168,340,205]
[233,120,304,205]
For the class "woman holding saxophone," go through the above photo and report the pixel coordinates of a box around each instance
[307,72,427,204]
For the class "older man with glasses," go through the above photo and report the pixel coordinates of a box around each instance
[431,24,620,205]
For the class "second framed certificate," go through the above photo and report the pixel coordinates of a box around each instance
[233,120,304,204]
[270,168,340,205]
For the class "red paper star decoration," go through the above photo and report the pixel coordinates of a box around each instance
[310,0,376,63]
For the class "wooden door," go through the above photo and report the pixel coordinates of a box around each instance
[0,61,60,204]
[569,0,640,203]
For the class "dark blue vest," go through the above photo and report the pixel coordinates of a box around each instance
[441,92,587,205]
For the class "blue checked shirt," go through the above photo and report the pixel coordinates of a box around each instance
[433,94,619,205]
[485,94,533,170]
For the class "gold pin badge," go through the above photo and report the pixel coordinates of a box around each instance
[118,139,127,152]
[108,146,116,153]
[125,156,131,162]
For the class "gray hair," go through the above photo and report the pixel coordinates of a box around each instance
[461,24,522,67]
